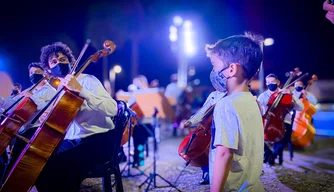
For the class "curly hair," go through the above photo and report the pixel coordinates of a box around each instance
[205,32,264,80]
[40,42,76,70]
[28,62,44,71]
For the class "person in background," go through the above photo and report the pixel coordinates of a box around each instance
[0,83,22,111]
[324,0,334,24]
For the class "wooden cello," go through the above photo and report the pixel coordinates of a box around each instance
[178,105,214,167]
[0,40,91,156]
[263,68,301,142]
[291,75,318,148]
[0,75,52,155]
[0,40,116,192]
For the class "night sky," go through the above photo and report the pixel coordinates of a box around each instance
[0,0,333,92]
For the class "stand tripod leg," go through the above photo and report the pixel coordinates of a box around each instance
[138,174,151,188]
[156,174,182,192]
[138,109,182,192]
[144,175,154,192]
[121,119,145,178]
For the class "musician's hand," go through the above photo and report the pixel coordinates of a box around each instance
[324,0,334,24]
[281,88,291,94]
[301,90,307,95]
[60,74,83,93]
[21,90,33,97]
[268,111,276,117]
[39,111,49,123]
[183,120,192,128]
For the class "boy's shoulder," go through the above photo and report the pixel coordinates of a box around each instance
[215,92,255,112]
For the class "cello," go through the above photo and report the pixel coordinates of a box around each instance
[0,75,51,155]
[0,40,91,156]
[263,68,301,142]
[291,75,318,148]
[0,40,116,192]
[178,105,214,167]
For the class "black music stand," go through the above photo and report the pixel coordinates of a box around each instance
[138,108,182,192]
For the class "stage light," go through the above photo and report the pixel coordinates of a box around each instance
[169,33,178,42]
[264,38,274,46]
[113,65,122,73]
[183,20,192,29]
[173,16,183,26]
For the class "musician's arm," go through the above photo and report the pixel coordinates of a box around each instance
[79,75,118,117]
[0,96,18,109]
[292,95,304,111]
[188,91,216,125]
[256,94,266,114]
[30,86,57,110]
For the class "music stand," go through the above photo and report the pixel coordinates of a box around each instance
[134,92,180,192]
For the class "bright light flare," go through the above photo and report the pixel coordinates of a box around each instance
[113,65,122,73]
[173,16,183,26]
[183,20,192,28]
[264,38,274,46]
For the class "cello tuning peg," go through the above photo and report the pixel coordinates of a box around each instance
[285,72,290,77]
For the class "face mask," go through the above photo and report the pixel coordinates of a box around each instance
[210,66,230,92]
[267,83,278,92]
[11,90,19,96]
[50,63,71,78]
[295,86,303,92]
[29,74,44,85]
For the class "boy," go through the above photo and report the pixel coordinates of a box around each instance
[205,33,265,191]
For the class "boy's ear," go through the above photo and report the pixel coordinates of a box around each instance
[228,63,239,77]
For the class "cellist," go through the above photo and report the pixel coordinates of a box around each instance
[257,74,304,165]
[34,42,118,192]
[293,80,318,105]
[0,62,57,180]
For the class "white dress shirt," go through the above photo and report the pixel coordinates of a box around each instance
[187,91,226,126]
[62,74,118,140]
[292,90,318,105]
[257,89,304,124]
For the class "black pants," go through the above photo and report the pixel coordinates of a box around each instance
[268,123,293,164]
[34,130,115,192]
[132,123,153,166]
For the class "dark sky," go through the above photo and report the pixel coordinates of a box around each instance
[0,0,333,91]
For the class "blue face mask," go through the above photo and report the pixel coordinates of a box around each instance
[267,83,278,91]
[50,63,71,78]
[29,73,44,85]
[210,66,230,92]
[295,86,303,92]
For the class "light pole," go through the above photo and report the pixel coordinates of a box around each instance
[169,16,196,89]
[259,38,274,93]
[109,64,122,97]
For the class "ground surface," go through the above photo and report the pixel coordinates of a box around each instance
[79,136,334,192]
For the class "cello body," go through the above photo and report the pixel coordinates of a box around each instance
[0,98,37,155]
[178,105,214,167]
[1,90,84,191]
[263,92,294,142]
[291,98,316,148]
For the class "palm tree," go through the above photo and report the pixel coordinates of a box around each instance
[85,0,151,80]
